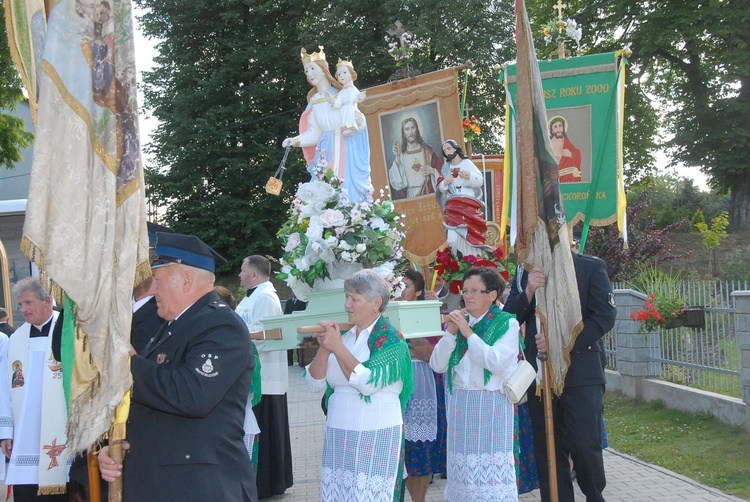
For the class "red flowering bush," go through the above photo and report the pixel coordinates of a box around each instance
[434,245,509,294]
[630,293,686,333]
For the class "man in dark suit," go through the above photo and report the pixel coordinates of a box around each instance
[504,251,616,502]
[98,232,258,501]
[0,308,14,335]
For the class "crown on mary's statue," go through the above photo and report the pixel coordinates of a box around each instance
[301,46,326,64]
[336,58,354,70]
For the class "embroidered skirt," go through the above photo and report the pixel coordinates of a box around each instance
[321,424,404,502]
[445,388,517,502]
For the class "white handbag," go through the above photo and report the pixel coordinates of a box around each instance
[504,345,536,405]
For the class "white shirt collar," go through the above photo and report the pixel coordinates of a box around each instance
[33,312,55,331]
[467,310,488,327]
[354,318,379,339]
[133,295,153,313]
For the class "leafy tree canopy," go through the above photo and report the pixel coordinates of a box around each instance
[560,0,750,227]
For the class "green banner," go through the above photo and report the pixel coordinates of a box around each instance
[505,52,625,228]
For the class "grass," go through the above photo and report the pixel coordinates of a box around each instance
[604,390,750,499]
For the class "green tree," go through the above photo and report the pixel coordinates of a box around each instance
[0,2,34,170]
[694,211,729,274]
[135,0,310,272]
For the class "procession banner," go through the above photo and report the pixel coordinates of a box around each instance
[4,0,46,122]
[513,0,583,394]
[504,52,627,242]
[361,68,463,266]
[14,0,150,455]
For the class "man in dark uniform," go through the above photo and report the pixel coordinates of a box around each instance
[98,233,258,502]
[129,221,173,353]
[0,308,15,335]
[504,251,616,502]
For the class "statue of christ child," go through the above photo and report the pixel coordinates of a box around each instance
[330,59,366,136]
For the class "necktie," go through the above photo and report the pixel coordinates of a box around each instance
[144,321,171,354]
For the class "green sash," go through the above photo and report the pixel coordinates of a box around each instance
[250,342,262,406]
[446,304,515,393]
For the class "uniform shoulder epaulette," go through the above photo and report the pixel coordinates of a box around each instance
[579,253,605,265]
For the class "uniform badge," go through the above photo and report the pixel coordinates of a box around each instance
[608,293,616,307]
[156,353,167,364]
[195,353,219,377]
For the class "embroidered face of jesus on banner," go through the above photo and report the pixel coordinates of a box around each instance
[361,68,464,266]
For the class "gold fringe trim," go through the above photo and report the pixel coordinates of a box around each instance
[38,484,67,496]
[403,245,442,268]
[134,259,153,288]
[22,235,66,305]
[506,63,617,84]
[566,211,619,229]
[110,421,127,442]
[359,80,457,115]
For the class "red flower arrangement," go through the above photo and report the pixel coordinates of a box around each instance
[630,293,686,333]
[462,115,481,142]
[434,245,509,294]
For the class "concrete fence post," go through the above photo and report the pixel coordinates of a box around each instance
[612,289,661,399]
[731,290,750,430]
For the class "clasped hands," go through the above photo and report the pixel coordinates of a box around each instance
[314,320,344,353]
[445,309,472,339]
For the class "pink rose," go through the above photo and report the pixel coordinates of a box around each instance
[319,209,346,228]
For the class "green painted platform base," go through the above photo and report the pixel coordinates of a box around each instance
[260,288,444,351]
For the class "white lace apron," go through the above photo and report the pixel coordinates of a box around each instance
[444,388,517,502]
[320,425,402,502]
[404,360,437,442]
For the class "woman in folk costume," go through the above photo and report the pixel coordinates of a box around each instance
[429,267,520,501]
[398,269,440,502]
[305,269,412,501]
[283,47,373,203]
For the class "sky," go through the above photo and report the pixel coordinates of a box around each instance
[129,8,710,191]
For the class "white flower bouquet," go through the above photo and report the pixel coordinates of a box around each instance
[277,164,406,295]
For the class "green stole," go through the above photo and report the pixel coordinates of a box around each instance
[250,342,262,406]
[325,315,413,412]
[446,304,515,393]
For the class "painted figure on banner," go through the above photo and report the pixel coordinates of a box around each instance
[46,0,140,191]
[388,117,442,200]
[548,116,582,183]
[436,140,492,257]
[328,59,366,136]
[283,47,373,203]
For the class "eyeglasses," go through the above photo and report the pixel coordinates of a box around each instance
[462,288,491,297]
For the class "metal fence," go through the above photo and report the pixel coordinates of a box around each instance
[608,280,748,398]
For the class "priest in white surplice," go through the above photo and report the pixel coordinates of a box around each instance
[235,255,293,497]
[0,277,69,501]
